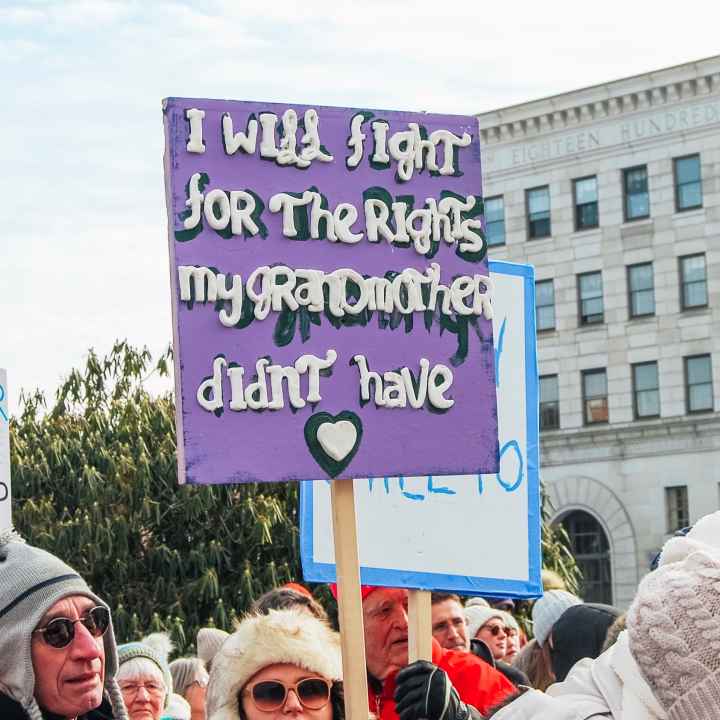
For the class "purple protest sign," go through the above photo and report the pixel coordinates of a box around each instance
[163,98,498,484]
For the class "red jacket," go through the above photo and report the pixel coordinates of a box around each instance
[368,639,515,719]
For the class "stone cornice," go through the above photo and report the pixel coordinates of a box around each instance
[539,413,720,467]
[477,56,720,147]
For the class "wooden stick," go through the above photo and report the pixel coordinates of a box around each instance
[331,478,369,720]
[408,589,433,662]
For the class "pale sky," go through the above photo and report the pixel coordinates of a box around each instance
[3,0,719,413]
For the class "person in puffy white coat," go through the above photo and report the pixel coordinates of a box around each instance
[489,510,720,720]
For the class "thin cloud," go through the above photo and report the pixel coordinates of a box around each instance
[3,0,719,410]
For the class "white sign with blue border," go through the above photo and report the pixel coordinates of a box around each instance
[299,261,541,598]
[0,369,11,531]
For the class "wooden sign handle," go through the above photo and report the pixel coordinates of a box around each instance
[408,589,432,662]
[331,478,369,720]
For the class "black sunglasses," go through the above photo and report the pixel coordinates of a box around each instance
[481,623,507,637]
[245,678,331,711]
[33,606,110,648]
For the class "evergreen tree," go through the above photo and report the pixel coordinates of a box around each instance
[10,341,300,654]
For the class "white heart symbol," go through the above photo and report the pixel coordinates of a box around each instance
[317,420,357,462]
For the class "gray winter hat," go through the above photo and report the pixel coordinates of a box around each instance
[531,589,583,647]
[197,627,229,667]
[0,529,128,720]
[170,656,208,698]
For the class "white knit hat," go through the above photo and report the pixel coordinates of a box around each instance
[658,510,720,568]
[464,605,504,640]
[499,609,519,632]
[197,627,230,667]
[206,609,342,720]
[464,597,490,608]
[170,656,208,698]
[629,511,720,720]
[531,590,582,647]
[165,692,192,720]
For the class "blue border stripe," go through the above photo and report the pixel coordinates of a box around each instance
[299,262,542,598]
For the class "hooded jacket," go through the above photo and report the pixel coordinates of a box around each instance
[0,692,117,720]
[488,631,666,720]
[550,603,622,682]
[369,638,515,720]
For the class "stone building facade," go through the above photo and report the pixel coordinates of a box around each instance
[477,56,720,608]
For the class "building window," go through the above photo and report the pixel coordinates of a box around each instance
[623,165,649,221]
[665,486,689,533]
[540,375,560,430]
[627,263,655,318]
[560,511,612,604]
[574,176,599,230]
[685,355,714,413]
[679,254,708,310]
[536,280,555,331]
[484,196,505,246]
[674,154,702,211]
[578,271,604,325]
[582,368,608,425]
[633,361,660,419]
[526,186,551,239]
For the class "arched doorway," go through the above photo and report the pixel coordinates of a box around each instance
[560,510,613,604]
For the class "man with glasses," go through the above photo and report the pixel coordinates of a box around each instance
[0,529,127,720]
[347,586,514,720]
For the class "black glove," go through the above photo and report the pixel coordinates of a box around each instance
[394,660,485,720]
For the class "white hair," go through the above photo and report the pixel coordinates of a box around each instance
[116,656,166,690]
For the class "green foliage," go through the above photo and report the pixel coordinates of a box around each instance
[10,341,302,655]
[540,485,582,596]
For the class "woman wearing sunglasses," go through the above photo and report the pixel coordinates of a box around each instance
[0,529,127,720]
[465,606,508,662]
[206,608,343,720]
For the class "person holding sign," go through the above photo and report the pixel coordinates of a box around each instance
[205,609,344,720]
[332,586,514,720]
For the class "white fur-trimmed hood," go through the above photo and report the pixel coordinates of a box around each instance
[206,609,342,720]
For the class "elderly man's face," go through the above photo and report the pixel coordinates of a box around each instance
[431,599,469,652]
[32,595,106,718]
[362,588,409,680]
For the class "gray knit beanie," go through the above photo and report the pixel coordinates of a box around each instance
[0,528,128,720]
[197,627,229,667]
[464,605,504,640]
[629,524,720,719]
[531,589,583,647]
[170,656,208,698]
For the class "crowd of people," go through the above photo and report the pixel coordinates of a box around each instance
[1,509,719,720]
